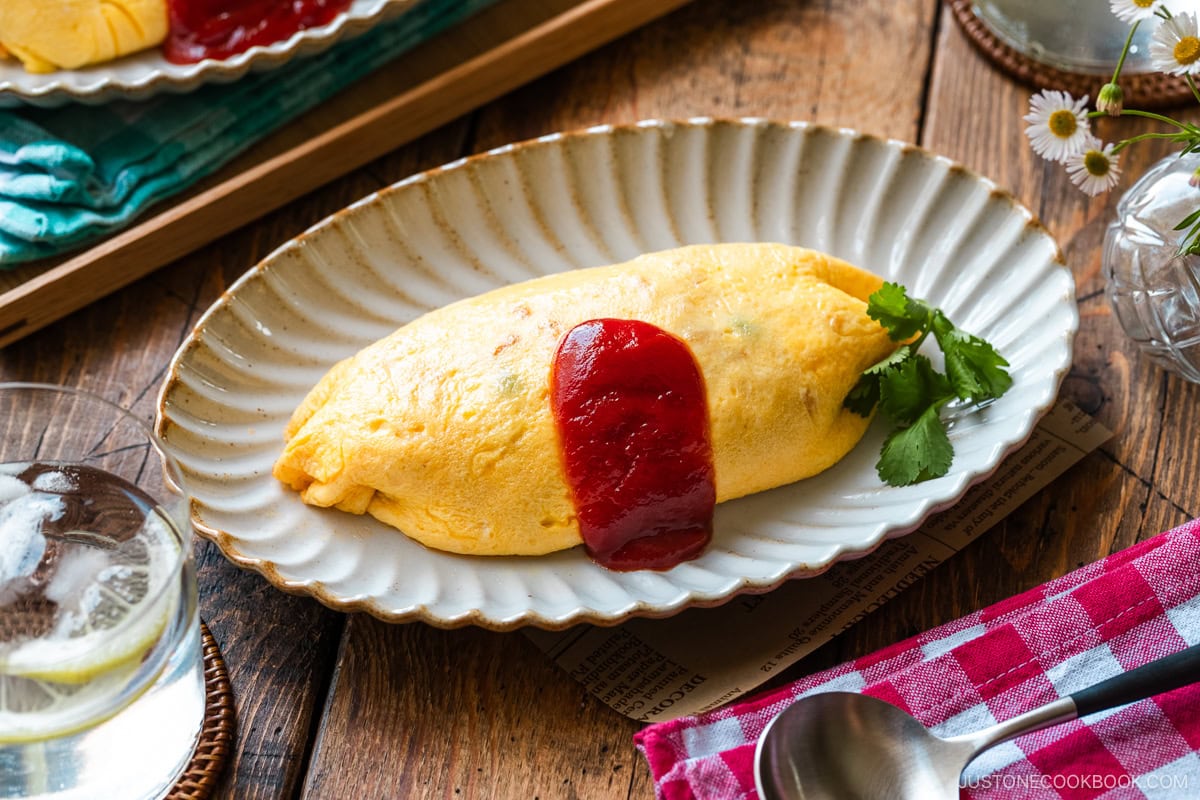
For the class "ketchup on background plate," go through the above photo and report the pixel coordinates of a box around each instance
[551,319,716,572]
[165,0,353,64]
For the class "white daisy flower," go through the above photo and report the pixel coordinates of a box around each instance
[1110,0,1164,22]
[1024,90,1091,162]
[1065,139,1122,196]
[1151,12,1200,75]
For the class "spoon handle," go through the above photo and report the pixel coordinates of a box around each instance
[954,642,1200,755]
[1071,642,1200,718]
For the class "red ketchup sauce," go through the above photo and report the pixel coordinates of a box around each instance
[164,0,353,64]
[551,319,716,571]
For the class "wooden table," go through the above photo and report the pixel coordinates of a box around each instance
[2,0,1197,796]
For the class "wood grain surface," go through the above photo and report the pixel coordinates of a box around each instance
[2,0,1197,797]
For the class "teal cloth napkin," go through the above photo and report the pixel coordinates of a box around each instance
[0,0,499,266]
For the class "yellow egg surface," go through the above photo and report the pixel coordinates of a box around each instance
[273,243,899,557]
[0,0,167,73]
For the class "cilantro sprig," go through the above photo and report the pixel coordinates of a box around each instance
[845,283,1013,487]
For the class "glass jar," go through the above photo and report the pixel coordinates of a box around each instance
[1103,153,1200,383]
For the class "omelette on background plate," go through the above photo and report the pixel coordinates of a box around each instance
[273,243,900,570]
[0,0,167,72]
[0,0,351,71]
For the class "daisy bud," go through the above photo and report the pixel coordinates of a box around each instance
[1097,82,1125,116]
[1189,167,1200,188]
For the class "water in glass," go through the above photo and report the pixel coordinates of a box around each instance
[0,385,204,800]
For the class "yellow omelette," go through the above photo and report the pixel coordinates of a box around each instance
[273,243,898,556]
[0,0,167,73]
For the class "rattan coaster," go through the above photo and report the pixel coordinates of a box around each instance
[948,0,1193,109]
[165,621,236,800]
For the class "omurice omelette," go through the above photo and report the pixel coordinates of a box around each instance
[273,243,899,570]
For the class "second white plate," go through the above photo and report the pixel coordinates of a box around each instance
[156,119,1077,630]
[0,0,414,107]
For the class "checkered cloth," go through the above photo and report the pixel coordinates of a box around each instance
[0,0,498,265]
[636,520,1200,799]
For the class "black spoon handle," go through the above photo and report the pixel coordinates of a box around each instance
[1071,643,1200,718]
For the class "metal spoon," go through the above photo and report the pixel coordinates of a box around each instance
[755,642,1200,799]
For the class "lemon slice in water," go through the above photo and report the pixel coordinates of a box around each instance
[0,495,182,744]
[1,519,179,683]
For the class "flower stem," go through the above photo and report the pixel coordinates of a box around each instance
[1187,75,1200,106]
[1112,20,1139,84]
[1114,108,1193,129]
[1111,132,1192,153]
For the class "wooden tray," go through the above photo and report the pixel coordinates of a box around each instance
[0,0,692,348]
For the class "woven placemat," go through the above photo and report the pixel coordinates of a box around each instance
[948,0,1193,108]
[165,621,236,800]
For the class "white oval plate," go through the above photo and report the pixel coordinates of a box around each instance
[0,0,412,107]
[156,119,1076,630]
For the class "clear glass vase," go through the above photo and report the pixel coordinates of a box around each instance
[1103,153,1200,383]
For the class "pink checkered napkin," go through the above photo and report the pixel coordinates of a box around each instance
[635,520,1200,800]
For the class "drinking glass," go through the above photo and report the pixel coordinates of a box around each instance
[0,383,205,799]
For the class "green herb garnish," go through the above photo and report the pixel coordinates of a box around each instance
[845,282,1013,487]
